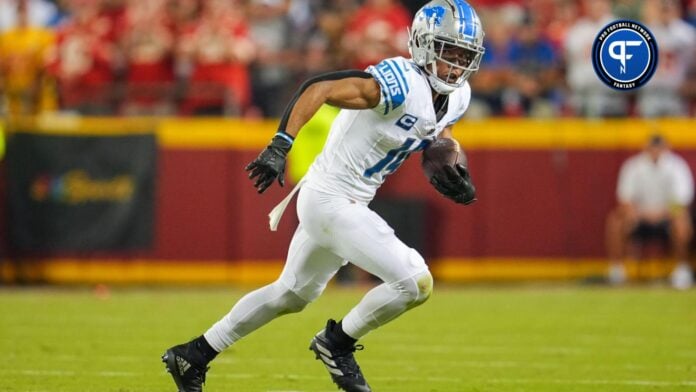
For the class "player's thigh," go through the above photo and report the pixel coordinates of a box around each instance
[278,223,345,302]
[328,203,427,284]
[297,187,427,284]
[310,203,428,283]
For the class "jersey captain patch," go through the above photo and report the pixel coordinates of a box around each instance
[396,114,418,131]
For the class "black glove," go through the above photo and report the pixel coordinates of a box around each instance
[245,133,293,194]
[430,163,477,205]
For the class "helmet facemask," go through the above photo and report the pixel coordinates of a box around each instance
[426,37,484,90]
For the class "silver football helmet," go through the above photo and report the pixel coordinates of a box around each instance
[408,0,485,94]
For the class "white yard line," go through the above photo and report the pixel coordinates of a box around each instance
[214,373,696,388]
[3,369,695,389]
[391,344,592,355]
[392,343,696,362]
[215,355,693,371]
[37,350,696,372]
[1,369,137,377]
[485,378,696,387]
[9,370,77,376]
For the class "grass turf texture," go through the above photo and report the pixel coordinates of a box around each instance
[1,285,695,392]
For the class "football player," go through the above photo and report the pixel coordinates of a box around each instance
[163,1,484,391]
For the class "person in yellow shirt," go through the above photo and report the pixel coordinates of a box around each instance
[287,104,339,183]
[0,0,55,116]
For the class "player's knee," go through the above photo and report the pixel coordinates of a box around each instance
[282,289,310,314]
[407,250,432,306]
[393,269,433,308]
[270,282,310,314]
[412,269,433,306]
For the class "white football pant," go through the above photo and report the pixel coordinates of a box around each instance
[204,186,433,352]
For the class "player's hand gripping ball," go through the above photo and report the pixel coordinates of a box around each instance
[421,138,477,205]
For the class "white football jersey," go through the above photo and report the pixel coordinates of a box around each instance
[304,56,471,203]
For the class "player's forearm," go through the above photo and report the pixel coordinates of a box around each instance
[283,82,331,138]
[277,70,375,138]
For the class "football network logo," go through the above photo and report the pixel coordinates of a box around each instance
[609,40,642,74]
[592,20,658,90]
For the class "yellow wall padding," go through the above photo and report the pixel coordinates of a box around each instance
[4,116,695,150]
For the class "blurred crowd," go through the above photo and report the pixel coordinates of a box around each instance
[0,0,695,118]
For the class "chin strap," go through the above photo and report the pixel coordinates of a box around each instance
[427,73,456,95]
[422,62,456,95]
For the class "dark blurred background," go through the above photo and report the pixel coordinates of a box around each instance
[1,0,694,118]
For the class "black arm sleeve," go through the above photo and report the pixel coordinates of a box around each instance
[277,70,374,132]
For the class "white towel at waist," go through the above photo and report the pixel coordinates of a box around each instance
[268,177,305,231]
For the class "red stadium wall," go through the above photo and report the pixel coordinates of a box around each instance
[153,148,696,259]
[1,118,695,283]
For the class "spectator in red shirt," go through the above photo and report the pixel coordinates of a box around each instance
[167,0,200,30]
[177,0,255,116]
[119,0,176,115]
[46,0,119,114]
[342,0,410,70]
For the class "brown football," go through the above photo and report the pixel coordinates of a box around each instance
[421,138,467,179]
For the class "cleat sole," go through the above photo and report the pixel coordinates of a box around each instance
[162,349,186,392]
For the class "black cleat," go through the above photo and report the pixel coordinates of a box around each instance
[162,341,210,392]
[309,320,372,392]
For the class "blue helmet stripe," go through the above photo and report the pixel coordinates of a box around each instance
[453,0,475,37]
[471,8,479,38]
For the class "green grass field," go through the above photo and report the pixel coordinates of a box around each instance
[1,284,695,392]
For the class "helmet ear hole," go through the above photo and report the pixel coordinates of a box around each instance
[409,33,430,67]
[417,34,434,65]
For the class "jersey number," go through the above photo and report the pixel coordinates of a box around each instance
[363,138,431,177]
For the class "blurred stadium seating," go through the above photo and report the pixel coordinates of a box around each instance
[1,0,694,117]
[1,0,695,285]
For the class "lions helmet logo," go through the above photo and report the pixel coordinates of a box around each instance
[421,5,446,26]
